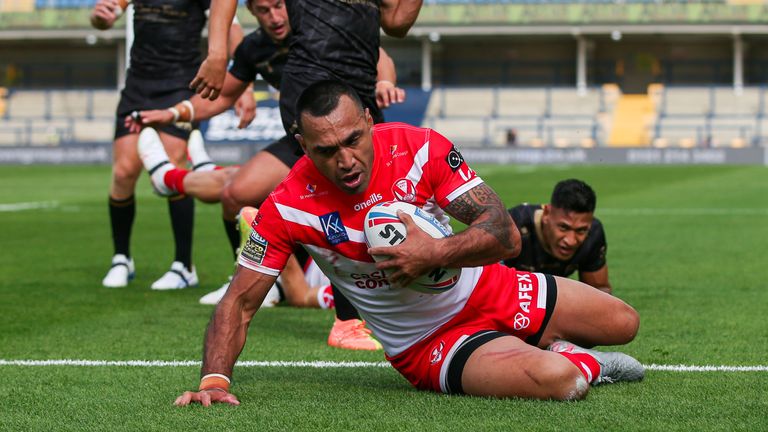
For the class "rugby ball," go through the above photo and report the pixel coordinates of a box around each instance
[364,201,461,294]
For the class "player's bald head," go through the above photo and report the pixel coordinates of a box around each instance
[295,80,365,134]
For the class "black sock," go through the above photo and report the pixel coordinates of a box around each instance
[109,195,135,257]
[168,194,194,269]
[223,218,240,259]
[333,285,361,321]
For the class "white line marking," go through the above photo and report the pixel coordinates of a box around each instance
[644,364,768,372]
[0,359,391,368]
[0,359,766,372]
[598,208,768,216]
[0,201,59,212]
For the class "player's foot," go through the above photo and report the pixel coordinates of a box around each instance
[199,276,231,305]
[151,261,198,290]
[548,340,645,385]
[102,254,135,288]
[188,129,216,172]
[237,206,259,253]
[137,127,175,196]
[327,318,383,351]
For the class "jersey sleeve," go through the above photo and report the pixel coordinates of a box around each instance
[228,34,259,83]
[579,219,607,273]
[508,204,530,226]
[237,198,294,276]
[425,129,484,207]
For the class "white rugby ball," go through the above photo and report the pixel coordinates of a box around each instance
[364,201,461,294]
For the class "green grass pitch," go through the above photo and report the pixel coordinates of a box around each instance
[1,164,766,431]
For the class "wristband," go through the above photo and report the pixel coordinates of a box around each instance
[171,100,194,123]
[199,373,231,392]
[181,100,195,122]
[167,107,180,123]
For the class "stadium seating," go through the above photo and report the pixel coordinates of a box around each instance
[423,86,607,147]
[651,85,764,147]
[0,89,115,145]
[2,86,766,148]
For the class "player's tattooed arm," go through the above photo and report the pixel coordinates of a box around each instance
[444,183,521,260]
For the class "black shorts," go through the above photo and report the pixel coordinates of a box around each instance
[263,135,303,168]
[278,70,384,146]
[114,74,197,140]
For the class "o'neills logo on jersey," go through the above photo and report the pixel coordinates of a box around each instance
[319,211,349,245]
[391,178,416,202]
[513,272,535,330]
[353,193,383,212]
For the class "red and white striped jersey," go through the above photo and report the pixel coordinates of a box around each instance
[238,122,486,355]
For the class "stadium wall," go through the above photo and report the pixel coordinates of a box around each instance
[1,143,767,166]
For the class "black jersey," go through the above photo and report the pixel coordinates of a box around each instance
[129,0,210,81]
[283,0,380,101]
[503,204,607,277]
[228,29,289,89]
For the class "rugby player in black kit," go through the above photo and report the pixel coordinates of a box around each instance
[90,0,245,289]
[503,179,613,295]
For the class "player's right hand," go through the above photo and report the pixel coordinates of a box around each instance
[174,389,241,407]
[190,58,227,101]
[375,80,406,109]
[124,109,175,133]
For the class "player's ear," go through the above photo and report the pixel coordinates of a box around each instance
[542,204,552,221]
[364,108,373,128]
[295,134,307,153]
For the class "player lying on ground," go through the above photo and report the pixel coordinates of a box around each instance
[174,80,643,406]
[504,179,612,294]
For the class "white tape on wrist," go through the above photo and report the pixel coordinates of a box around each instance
[181,100,195,122]
[167,107,180,123]
[201,373,231,383]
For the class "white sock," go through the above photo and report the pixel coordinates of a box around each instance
[187,130,216,172]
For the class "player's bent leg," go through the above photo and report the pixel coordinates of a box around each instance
[460,335,588,400]
[181,166,239,203]
[137,128,177,196]
[539,276,639,349]
[220,151,291,220]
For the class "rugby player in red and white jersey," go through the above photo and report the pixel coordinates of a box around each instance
[175,81,643,406]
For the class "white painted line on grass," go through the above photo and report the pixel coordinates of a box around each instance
[1,359,766,372]
[0,201,59,212]
[0,359,390,368]
[644,364,768,372]
[599,208,768,216]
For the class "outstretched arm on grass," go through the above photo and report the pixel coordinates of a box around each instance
[174,266,276,407]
